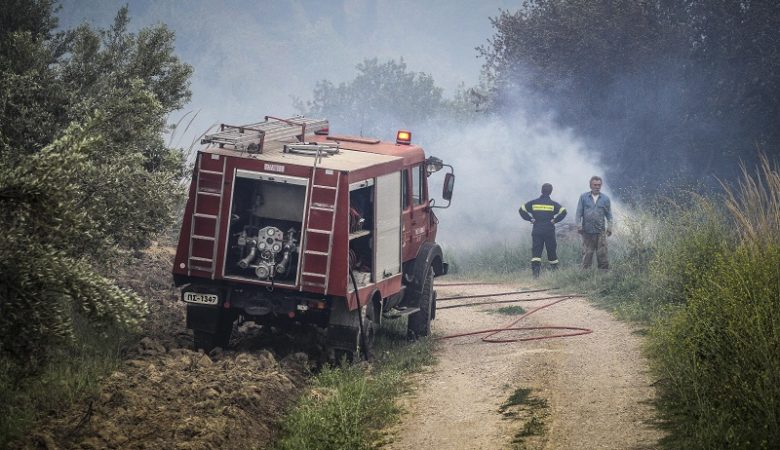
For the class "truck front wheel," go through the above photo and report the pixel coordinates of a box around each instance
[407,270,434,339]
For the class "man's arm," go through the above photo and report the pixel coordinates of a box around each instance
[518,201,534,222]
[575,195,584,232]
[553,203,567,223]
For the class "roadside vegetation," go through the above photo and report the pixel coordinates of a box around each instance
[0,2,191,446]
[449,157,780,448]
[274,319,436,450]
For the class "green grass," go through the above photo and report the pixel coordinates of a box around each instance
[516,416,545,439]
[445,238,580,285]
[492,306,527,315]
[498,387,549,449]
[0,315,136,447]
[499,387,532,413]
[273,318,436,450]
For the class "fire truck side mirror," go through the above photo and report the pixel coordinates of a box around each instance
[442,173,455,201]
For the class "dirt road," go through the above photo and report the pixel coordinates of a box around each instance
[386,281,664,450]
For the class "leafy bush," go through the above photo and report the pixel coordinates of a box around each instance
[0,4,189,368]
[0,4,190,445]
[0,120,150,368]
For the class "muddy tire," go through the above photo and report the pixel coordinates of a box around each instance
[193,313,234,352]
[407,270,434,339]
[361,299,378,360]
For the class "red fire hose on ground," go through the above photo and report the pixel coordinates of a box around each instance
[433,285,593,343]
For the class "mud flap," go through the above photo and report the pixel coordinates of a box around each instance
[186,304,222,333]
[326,297,360,352]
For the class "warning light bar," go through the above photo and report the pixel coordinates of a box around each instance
[396,130,412,145]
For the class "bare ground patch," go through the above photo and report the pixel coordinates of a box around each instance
[386,281,663,450]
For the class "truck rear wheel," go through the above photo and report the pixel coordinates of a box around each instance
[360,299,378,360]
[193,312,234,352]
[328,297,378,364]
[407,270,434,339]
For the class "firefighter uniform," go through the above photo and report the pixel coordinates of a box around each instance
[519,195,567,278]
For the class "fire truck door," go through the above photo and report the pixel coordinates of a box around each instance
[402,164,429,262]
[375,172,401,280]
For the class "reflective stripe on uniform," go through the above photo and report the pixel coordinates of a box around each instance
[531,204,554,212]
[520,204,528,212]
[549,260,559,264]
[531,257,542,262]
[555,207,566,217]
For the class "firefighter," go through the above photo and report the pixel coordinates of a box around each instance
[519,183,567,278]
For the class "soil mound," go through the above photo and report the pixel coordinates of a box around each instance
[23,244,311,450]
[31,340,307,449]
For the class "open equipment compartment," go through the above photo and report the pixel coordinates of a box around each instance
[348,179,375,287]
[224,169,308,285]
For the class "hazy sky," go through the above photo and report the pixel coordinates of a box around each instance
[57,0,524,147]
[56,1,613,248]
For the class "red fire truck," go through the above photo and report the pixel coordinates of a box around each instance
[172,116,454,359]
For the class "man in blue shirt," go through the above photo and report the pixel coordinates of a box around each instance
[575,176,613,270]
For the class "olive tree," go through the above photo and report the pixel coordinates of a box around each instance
[0,1,192,368]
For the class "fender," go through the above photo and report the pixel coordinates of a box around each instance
[410,242,445,289]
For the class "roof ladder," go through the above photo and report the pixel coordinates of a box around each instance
[201,116,329,152]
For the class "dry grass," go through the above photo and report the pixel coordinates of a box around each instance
[722,153,780,248]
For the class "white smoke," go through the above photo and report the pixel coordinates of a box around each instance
[419,110,611,249]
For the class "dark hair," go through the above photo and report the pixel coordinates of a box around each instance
[541,183,553,196]
[590,176,602,184]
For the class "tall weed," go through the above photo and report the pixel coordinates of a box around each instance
[650,157,780,448]
[722,154,780,248]
[651,244,780,448]
[645,194,732,306]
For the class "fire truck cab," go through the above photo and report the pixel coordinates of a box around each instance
[172,116,454,359]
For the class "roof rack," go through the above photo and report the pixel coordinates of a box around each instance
[201,116,329,153]
[283,142,340,156]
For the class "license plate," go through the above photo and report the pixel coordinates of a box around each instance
[183,292,219,305]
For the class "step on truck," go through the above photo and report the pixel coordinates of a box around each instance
[172,116,455,360]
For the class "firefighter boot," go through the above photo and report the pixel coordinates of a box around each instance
[531,261,541,279]
[549,260,559,271]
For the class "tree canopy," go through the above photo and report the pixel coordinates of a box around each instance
[479,0,780,190]
[297,58,447,139]
[0,1,192,367]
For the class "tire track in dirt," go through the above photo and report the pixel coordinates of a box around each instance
[386,282,663,450]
